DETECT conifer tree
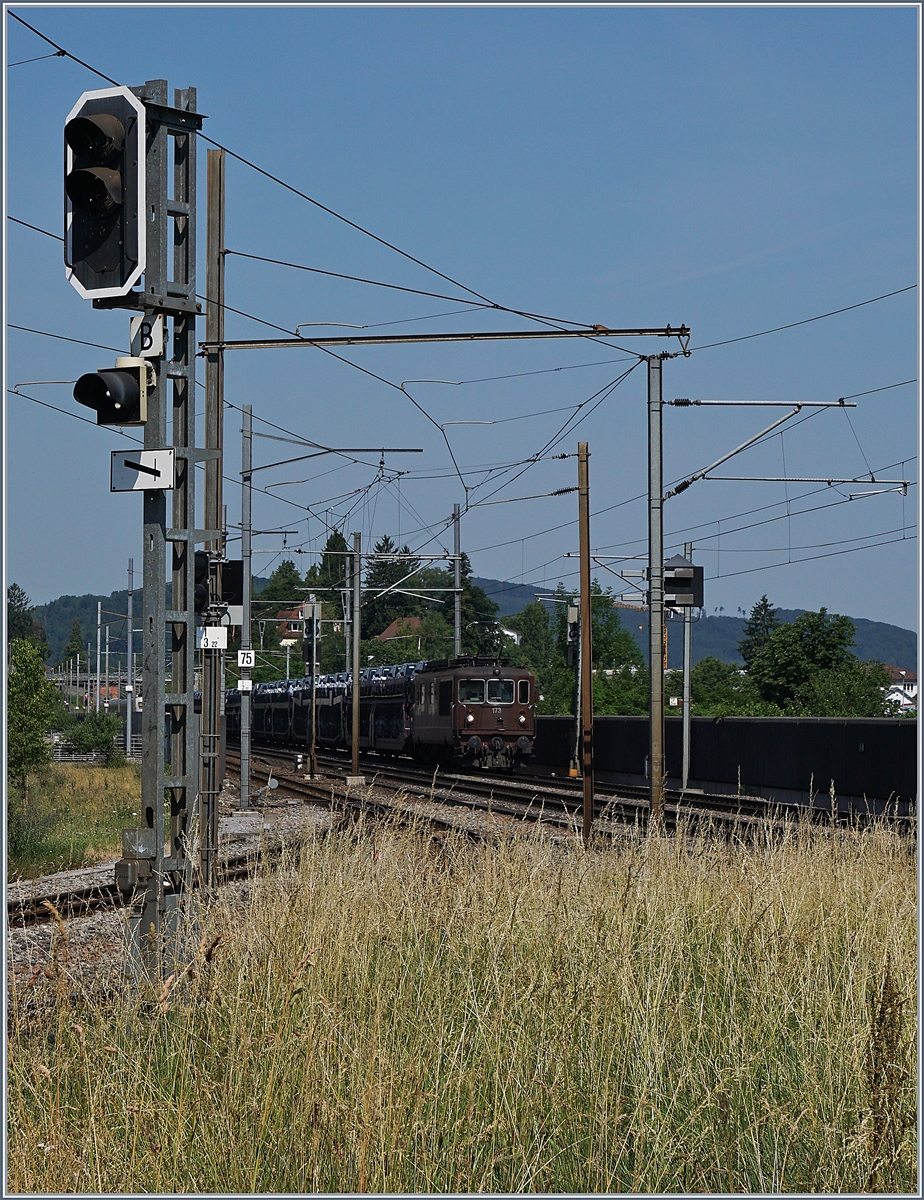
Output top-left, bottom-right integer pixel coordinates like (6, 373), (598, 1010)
(738, 595), (780, 670)
(363, 535), (421, 637)
(60, 618), (85, 665)
(6, 584), (48, 656)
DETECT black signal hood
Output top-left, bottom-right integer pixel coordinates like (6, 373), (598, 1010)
(64, 113), (124, 163)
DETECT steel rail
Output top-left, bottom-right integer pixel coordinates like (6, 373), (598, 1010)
(232, 744), (915, 833)
(11, 752), (912, 928)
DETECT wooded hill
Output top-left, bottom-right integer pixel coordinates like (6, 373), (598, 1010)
(473, 576), (916, 671)
(16, 572), (917, 675)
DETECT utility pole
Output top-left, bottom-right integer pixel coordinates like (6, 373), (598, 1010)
(682, 541), (693, 791)
(343, 571), (352, 673)
(240, 405), (253, 810)
(348, 532), (364, 785)
(453, 502), (462, 657)
(648, 355), (665, 828)
(95, 601), (102, 712)
(199, 146), (226, 882)
(105, 625), (110, 707)
(126, 559), (133, 757)
(578, 442), (594, 844)
(309, 594), (319, 777)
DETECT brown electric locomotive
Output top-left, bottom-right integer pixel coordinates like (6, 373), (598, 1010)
(410, 657), (535, 768)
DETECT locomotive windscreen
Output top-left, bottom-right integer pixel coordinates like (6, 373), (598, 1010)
(459, 679), (485, 703)
(487, 679), (514, 704)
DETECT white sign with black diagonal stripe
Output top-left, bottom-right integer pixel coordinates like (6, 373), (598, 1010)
(111, 449), (175, 491)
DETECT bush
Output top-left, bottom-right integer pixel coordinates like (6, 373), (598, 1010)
(62, 711), (125, 764)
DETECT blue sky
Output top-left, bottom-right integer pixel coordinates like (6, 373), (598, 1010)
(4, 4), (920, 631)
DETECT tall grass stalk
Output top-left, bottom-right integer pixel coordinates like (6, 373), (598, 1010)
(7, 819), (916, 1193)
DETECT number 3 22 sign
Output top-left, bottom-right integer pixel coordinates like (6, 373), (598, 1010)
(196, 627), (227, 650)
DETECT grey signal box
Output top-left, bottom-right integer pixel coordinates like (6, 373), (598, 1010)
(663, 556), (704, 608)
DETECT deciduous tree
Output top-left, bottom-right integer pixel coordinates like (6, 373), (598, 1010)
(794, 661), (893, 718)
(749, 608), (857, 709)
(686, 656), (774, 716)
(7, 640), (56, 792)
(249, 559), (306, 678)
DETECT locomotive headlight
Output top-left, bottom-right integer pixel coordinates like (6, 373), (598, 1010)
(466, 713), (475, 724)
(518, 713), (526, 725)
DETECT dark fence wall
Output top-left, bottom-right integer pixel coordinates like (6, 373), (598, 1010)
(535, 715), (917, 806)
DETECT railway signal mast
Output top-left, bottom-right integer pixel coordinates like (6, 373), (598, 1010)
(66, 80), (210, 980)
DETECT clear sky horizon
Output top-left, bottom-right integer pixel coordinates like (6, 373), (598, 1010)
(4, 4), (920, 632)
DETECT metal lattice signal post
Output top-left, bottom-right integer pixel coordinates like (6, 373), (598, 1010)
(682, 542), (693, 791)
(125, 559), (134, 758)
(240, 406), (253, 810)
(93, 81), (210, 979)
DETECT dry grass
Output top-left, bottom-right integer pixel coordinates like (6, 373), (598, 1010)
(6, 818), (917, 1193)
(7, 764), (141, 878)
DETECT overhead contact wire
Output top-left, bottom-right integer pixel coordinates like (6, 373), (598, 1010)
(690, 285), (916, 352)
(8, 11), (120, 86)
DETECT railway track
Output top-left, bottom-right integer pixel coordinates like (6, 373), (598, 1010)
(6, 790), (341, 929)
(10, 745), (912, 931)
(236, 743), (915, 835)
